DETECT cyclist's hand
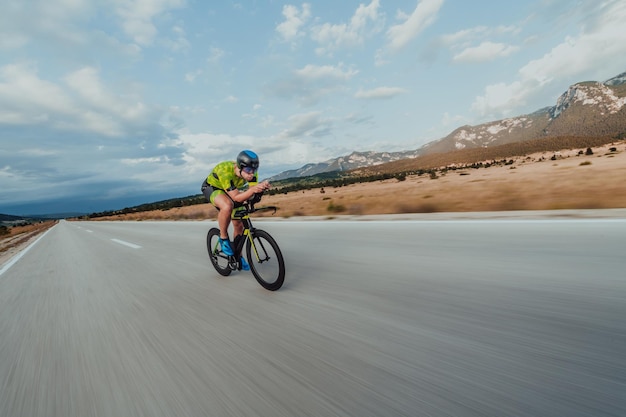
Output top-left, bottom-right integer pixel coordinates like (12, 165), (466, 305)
(253, 181), (270, 193)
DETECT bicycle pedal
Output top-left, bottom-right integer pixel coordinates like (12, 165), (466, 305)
(227, 256), (238, 270)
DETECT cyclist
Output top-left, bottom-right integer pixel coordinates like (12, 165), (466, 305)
(201, 150), (271, 270)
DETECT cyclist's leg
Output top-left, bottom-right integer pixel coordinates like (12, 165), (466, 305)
(232, 218), (244, 237)
(212, 192), (234, 240)
(231, 219), (249, 270)
(230, 211), (251, 269)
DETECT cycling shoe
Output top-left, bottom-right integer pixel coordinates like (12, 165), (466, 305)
(219, 238), (234, 256)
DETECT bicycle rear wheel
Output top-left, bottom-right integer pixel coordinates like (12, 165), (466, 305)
(207, 228), (232, 276)
(246, 229), (285, 291)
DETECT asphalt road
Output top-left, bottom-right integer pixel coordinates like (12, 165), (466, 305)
(1, 218), (625, 417)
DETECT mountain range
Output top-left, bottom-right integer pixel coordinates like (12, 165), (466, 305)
(269, 71), (626, 181)
(0, 212), (82, 224)
(269, 149), (423, 181)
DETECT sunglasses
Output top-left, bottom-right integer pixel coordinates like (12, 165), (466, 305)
(242, 166), (257, 174)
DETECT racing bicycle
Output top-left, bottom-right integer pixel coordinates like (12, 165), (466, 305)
(206, 196), (285, 291)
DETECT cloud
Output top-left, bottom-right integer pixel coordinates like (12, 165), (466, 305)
(519, 3), (626, 83)
(175, 130), (332, 178)
(207, 46), (225, 64)
(471, 0), (626, 118)
(0, 0), (95, 49)
(438, 24), (520, 66)
(0, 63), (72, 126)
(162, 24), (191, 52)
(344, 112), (374, 125)
(441, 23), (519, 48)
(453, 41), (519, 63)
(386, 0), (444, 52)
(112, 0), (186, 46)
(277, 111), (333, 139)
(264, 64), (358, 106)
(185, 69), (202, 82)
(0, 63), (159, 137)
(355, 87), (407, 99)
(65, 67), (147, 120)
(0, 125), (184, 214)
(0, 0), (179, 62)
(440, 26), (488, 46)
(276, 3), (311, 43)
(441, 112), (469, 129)
(175, 132), (257, 171)
(295, 64), (358, 81)
(0, 60), (189, 211)
(471, 80), (528, 119)
(310, 0), (383, 55)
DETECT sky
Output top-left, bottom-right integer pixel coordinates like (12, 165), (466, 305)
(1, 0), (625, 215)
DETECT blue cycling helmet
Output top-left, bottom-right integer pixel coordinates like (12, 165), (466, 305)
(237, 150), (259, 170)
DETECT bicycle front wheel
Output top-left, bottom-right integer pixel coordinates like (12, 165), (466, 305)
(207, 228), (232, 276)
(246, 229), (285, 291)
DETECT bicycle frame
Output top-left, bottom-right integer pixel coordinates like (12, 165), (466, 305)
(213, 203), (277, 266)
(239, 207), (277, 264)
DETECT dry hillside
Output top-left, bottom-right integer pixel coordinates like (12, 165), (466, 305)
(90, 141), (626, 220)
(354, 135), (621, 176)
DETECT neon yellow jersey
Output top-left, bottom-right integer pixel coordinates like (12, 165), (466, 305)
(206, 161), (258, 191)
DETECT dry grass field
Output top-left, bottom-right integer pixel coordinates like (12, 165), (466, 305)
(0, 221), (57, 265)
(93, 141), (626, 221)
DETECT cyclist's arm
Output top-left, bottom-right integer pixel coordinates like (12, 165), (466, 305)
(227, 181), (270, 203)
(227, 188), (256, 203)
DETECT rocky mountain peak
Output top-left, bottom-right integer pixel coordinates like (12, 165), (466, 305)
(550, 81), (626, 119)
(604, 71), (626, 86)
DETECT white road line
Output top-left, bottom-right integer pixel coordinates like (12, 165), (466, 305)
(0, 229), (52, 276)
(111, 239), (142, 249)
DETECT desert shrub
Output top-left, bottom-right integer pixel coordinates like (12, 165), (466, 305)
(585, 147), (593, 155)
(0, 225), (8, 236)
(327, 201), (346, 213)
(395, 203), (440, 213)
(579, 161), (592, 166)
